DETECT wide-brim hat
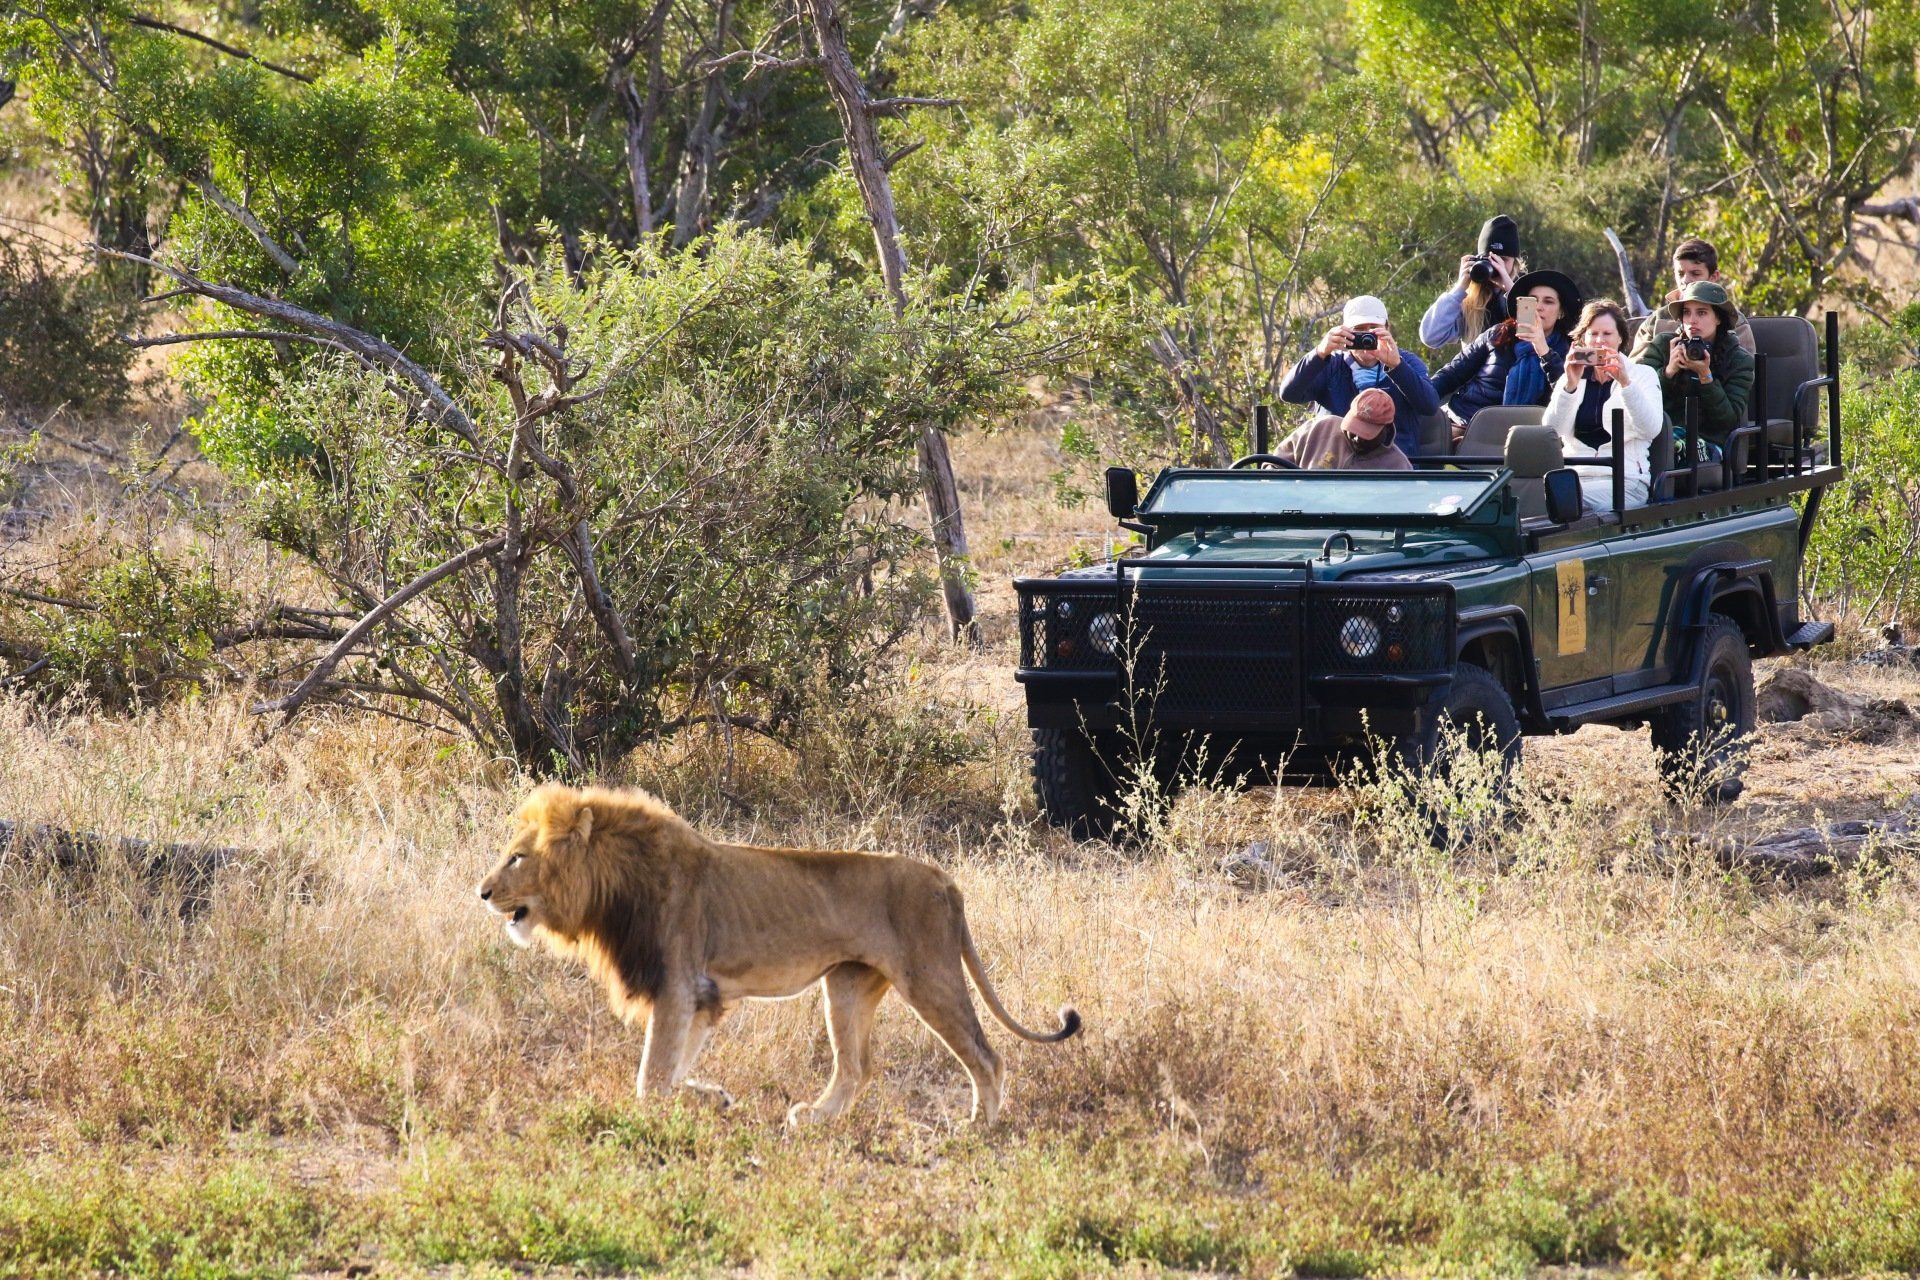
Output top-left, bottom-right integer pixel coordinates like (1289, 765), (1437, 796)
(1508, 270), (1583, 334)
(1663, 280), (1742, 334)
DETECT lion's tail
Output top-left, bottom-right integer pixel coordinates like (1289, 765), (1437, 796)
(956, 894), (1081, 1044)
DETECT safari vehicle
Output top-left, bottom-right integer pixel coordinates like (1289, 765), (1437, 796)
(1016, 313), (1847, 837)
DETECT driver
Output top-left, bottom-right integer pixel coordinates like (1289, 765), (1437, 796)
(1272, 388), (1411, 471)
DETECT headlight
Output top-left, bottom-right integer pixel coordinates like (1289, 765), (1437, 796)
(1339, 615), (1382, 659)
(1088, 611), (1119, 655)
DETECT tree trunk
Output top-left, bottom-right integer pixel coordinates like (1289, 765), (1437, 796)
(672, 0), (734, 249)
(801, 0), (978, 642)
(612, 0), (674, 241)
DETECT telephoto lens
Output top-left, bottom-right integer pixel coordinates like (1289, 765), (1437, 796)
(1467, 255), (1495, 285)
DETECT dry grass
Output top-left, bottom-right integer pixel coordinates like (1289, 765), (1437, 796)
(4, 414), (1920, 1277)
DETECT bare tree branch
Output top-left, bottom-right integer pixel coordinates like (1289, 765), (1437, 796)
(127, 14), (313, 83)
(866, 95), (961, 117)
(252, 534), (510, 721)
(96, 246), (484, 449)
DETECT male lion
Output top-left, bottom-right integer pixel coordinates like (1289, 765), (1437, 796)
(476, 783), (1080, 1125)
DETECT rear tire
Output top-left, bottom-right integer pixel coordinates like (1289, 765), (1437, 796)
(1031, 727), (1124, 840)
(1651, 615), (1755, 804)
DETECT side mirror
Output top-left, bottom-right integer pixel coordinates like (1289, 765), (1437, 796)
(1543, 468), (1585, 524)
(1104, 466), (1139, 519)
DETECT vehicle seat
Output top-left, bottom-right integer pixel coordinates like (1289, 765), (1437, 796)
(1503, 425), (1564, 518)
(1416, 410), (1455, 457)
(1748, 315), (1821, 459)
(1623, 313), (1649, 353)
(1462, 405), (1545, 455)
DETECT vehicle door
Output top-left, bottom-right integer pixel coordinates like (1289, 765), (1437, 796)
(1525, 544), (1615, 697)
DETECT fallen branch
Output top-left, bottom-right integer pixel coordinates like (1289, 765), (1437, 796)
(1669, 798), (1920, 880)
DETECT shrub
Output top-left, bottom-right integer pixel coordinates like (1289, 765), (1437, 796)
(0, 237), (134, 413)
(2, 547), (242, 708)
(1803, 364), (1920, 633)
(219, 228), (1090, 771)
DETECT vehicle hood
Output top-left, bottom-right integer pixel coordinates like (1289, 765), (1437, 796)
(1136, 529), (1504, 581)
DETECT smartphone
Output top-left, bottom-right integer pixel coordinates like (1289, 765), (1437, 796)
(1514, 295), (1539, 331)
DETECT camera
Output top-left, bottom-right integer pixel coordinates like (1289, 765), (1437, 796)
(1569, 345), (1599, 366)
(1682, 335), (1710, 362)
(1467, 255), (1496, 285)
(1346, 330), (1379, 351)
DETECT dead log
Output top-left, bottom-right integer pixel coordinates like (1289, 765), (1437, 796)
(1667, 799), (1920, 880)
(0, 818), (244, 892)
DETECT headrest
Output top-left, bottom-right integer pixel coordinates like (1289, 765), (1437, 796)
(1504, 425), (1565, 478)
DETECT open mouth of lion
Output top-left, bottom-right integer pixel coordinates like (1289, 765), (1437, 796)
(503, 904), (535, 948)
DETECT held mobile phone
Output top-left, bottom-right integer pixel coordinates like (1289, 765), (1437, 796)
(1514, 295), (1539, 331)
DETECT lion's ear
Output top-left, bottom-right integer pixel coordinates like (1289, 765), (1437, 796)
(575, 805), (594, 845)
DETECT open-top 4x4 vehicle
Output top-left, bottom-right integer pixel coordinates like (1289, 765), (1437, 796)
(1016, 313), (1847, 838)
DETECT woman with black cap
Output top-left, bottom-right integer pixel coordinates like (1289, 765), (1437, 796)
(1419, 214), (1524, 350)
(1430, 269), (1581, 439)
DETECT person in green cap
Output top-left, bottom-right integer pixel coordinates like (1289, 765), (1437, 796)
(1637, 280), (1754, 453)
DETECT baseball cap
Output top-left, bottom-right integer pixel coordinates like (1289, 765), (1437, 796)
(1342, 295), (1389, 328)
(1342, 387), (1396, 441)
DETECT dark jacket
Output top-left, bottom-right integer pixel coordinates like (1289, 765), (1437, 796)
(1431, 329), (1568, 420)
(1636, 331), (1755, 444)
(1277, 351), (1441, 458)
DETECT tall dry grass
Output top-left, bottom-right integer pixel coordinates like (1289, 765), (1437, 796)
(3, 420), (1920, 1274)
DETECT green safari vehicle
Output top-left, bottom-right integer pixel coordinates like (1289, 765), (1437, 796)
(1016, 313), (1848, 838)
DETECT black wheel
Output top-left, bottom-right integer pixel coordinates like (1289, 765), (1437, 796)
(1392, 663), (1524, 777)
(1651, 615), (1755, 804)
(1385, 663), (1523, 844)
(1031, 726), (1125, 840)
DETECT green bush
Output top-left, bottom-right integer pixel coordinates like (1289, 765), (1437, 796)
(4, 548), (242, 708)
(0, 237), (134, 414)
(1803, 365), (1920, 633)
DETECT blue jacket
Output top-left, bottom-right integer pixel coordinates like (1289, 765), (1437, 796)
(1277, 350), (1441, 458)
(1432, 330), (1568, 420)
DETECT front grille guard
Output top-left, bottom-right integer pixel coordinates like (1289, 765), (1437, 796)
(1016, 562), (1457, 689)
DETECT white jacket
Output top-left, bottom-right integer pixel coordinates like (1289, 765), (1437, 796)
(1541, 361), (1664, 494)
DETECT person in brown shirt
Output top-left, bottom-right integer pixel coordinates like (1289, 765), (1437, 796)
(1273, 387), (1412, 471)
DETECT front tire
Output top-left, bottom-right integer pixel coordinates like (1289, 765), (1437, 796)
(1031, 727), (1124, 840)
(1651, 615), (1755, 804)
(1385, 663), (1523, 844)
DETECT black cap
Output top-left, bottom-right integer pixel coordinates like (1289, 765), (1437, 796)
(1478, 214), (1520, 258)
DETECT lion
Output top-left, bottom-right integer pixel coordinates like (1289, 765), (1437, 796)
(476, 782), (1080, 1126)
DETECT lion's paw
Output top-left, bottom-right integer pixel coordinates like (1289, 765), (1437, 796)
(683, 1080), (735, 1110)
(784, 1101), (822, 1129)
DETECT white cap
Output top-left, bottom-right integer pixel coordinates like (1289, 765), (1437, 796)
(1343, 295), (1389, 328)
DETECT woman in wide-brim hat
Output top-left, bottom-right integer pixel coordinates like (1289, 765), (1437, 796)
(1498, 269), (1582, 408)
(1637, 280), (1755, 449)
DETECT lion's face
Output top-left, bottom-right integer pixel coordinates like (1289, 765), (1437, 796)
(476, 822), (556, 948)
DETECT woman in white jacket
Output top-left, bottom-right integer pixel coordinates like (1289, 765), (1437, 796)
(1541, 300), (1665, 512)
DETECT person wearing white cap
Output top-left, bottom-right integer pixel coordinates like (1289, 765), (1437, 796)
(1278, 295), (1440, 458)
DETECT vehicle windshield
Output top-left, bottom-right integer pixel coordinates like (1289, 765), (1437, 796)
(1141, 470), (1502, 519)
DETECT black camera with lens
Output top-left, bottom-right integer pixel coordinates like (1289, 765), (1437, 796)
(1346, 330), (1379, 351)
(1682, 335), (1711, 362)
(1467, 255), (1497, 285)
